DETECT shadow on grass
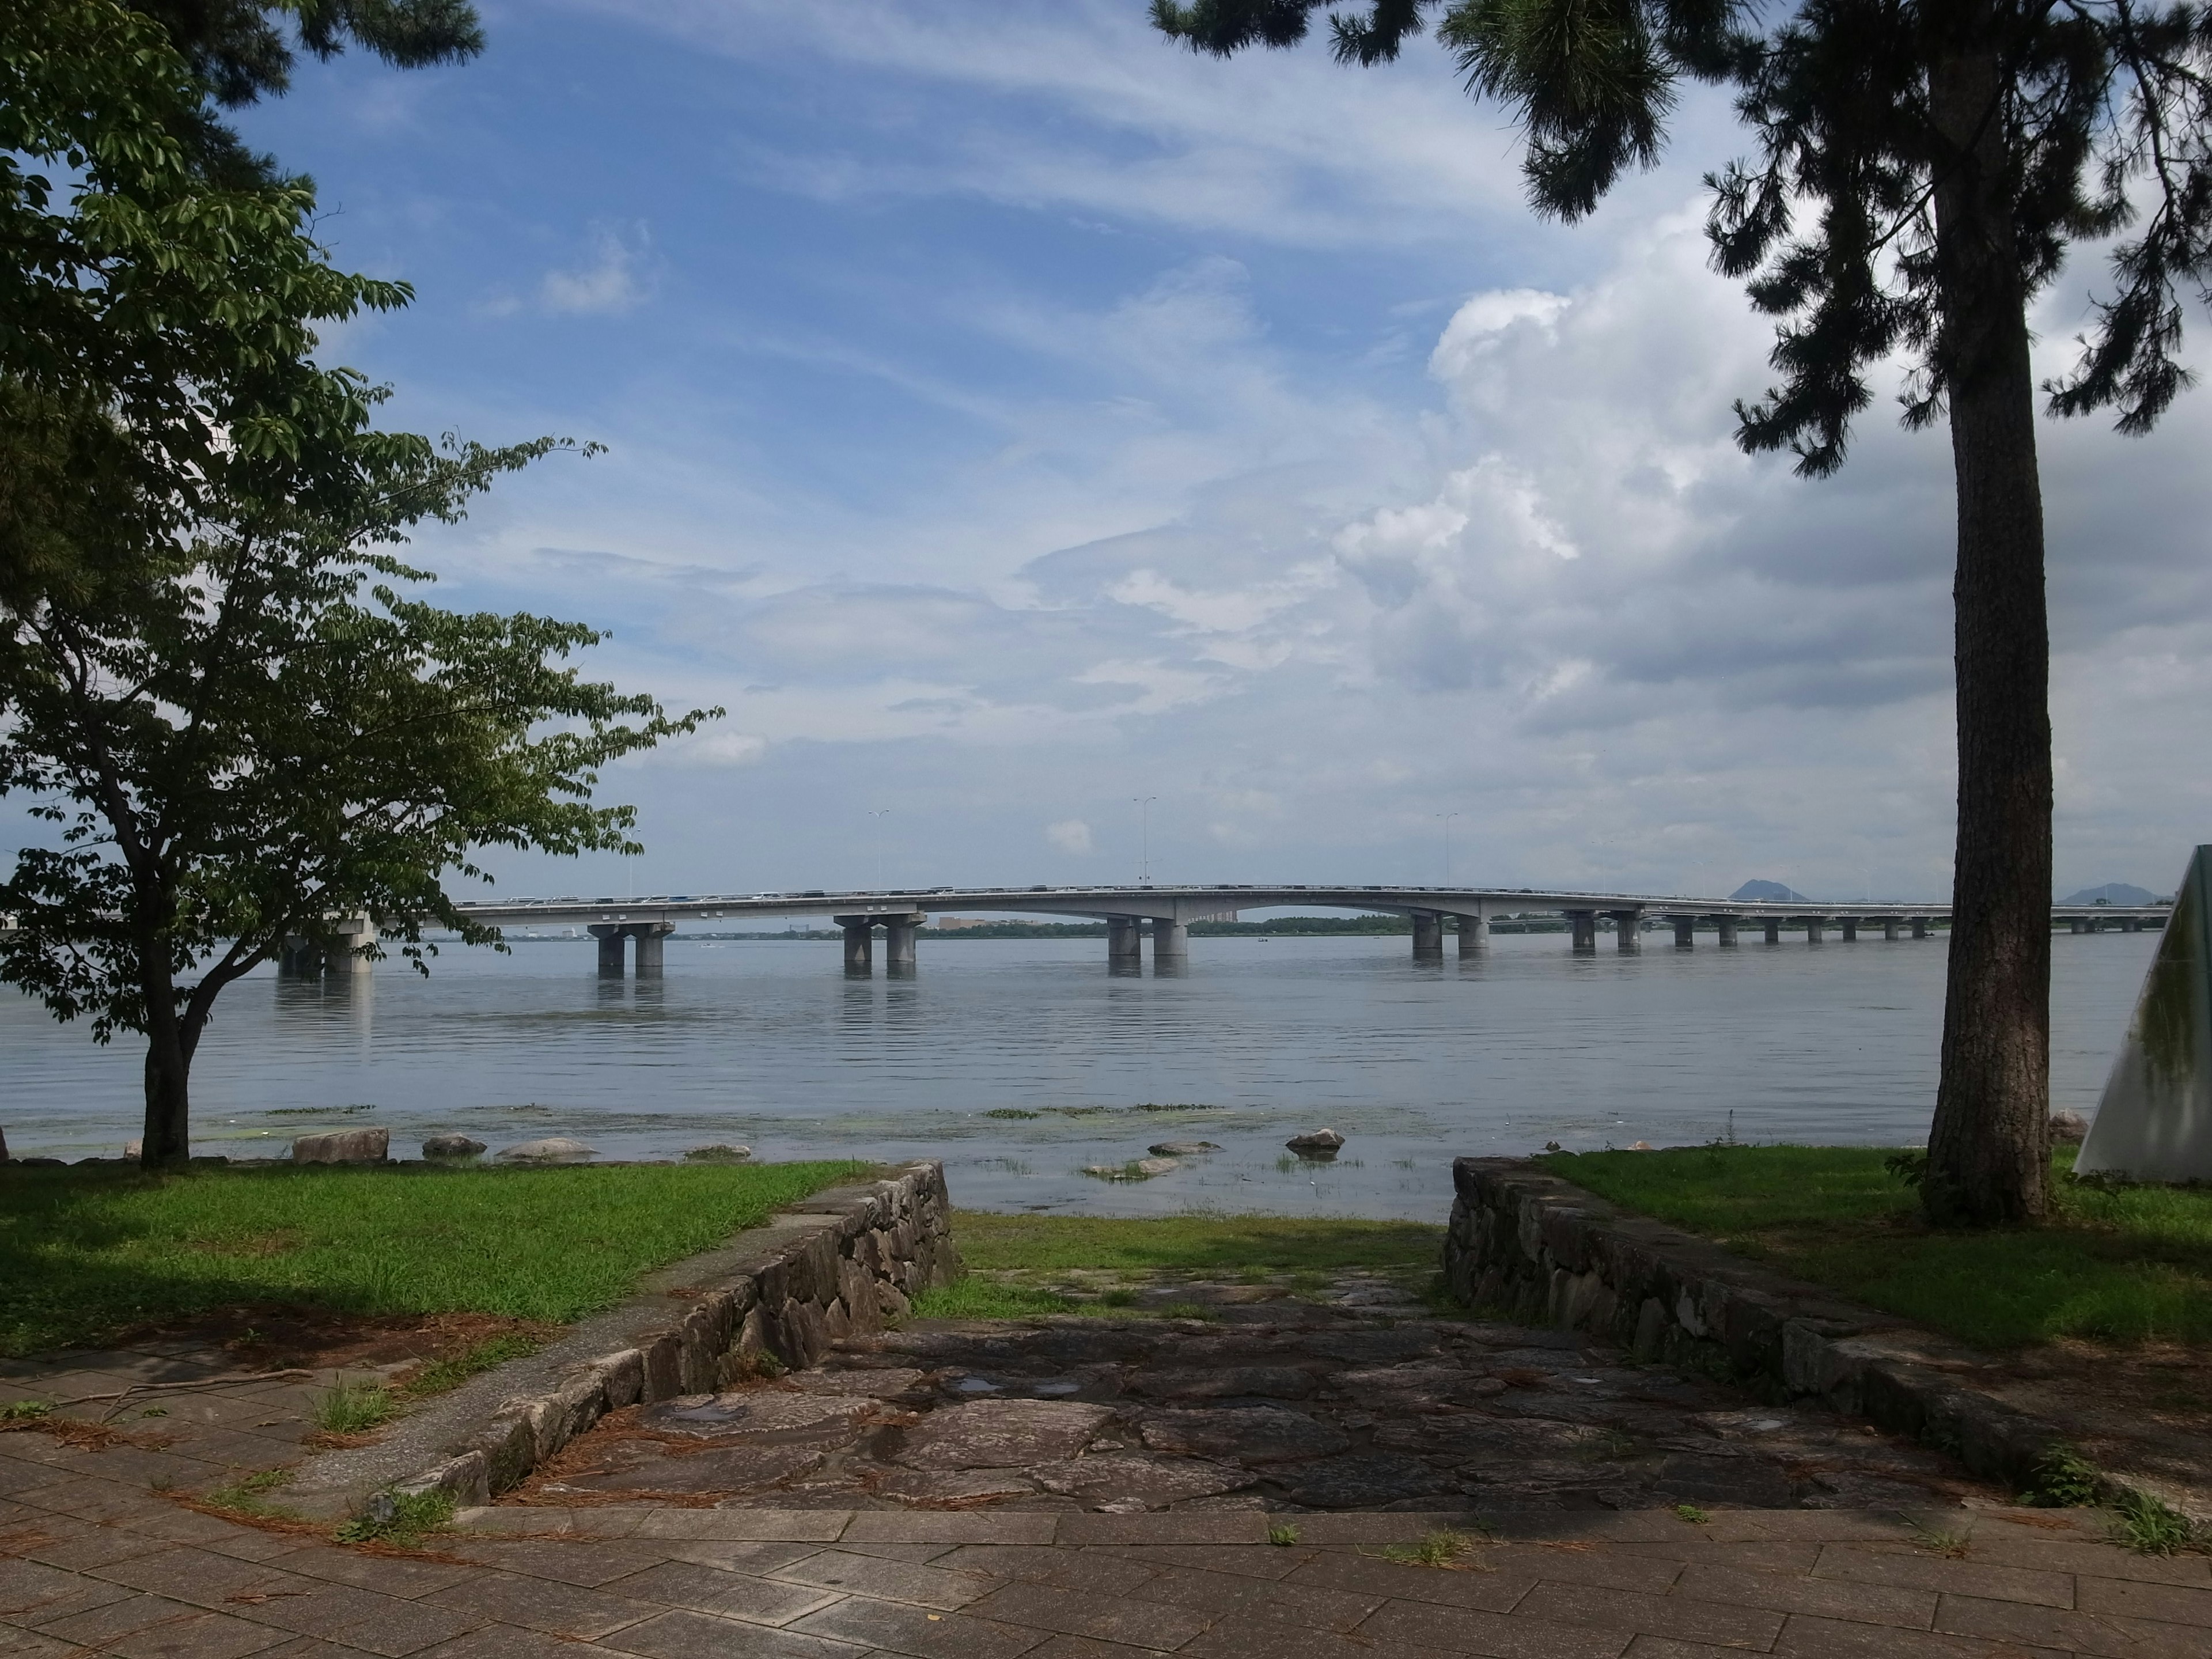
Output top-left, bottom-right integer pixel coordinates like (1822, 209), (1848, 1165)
(1536, 1145), (2212, 1350)
(0, 1160), (869, 1358)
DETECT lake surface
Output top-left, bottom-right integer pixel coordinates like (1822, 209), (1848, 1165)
(0, 930), (2156, 1221)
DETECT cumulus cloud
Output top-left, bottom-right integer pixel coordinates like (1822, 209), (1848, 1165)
(1046, 819), (1093, 854)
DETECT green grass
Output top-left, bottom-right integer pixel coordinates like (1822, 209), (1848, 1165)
(311, 1381), (395, 1435)
(1536, 1145), (2212, 1350)
(952, 1211), (1445, 1272)
(0, 1160), (868, 1357)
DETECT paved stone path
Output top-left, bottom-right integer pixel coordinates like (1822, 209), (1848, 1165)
(7, 1277), (2209, 1657)
(6, 1455), (2209, 1659)
(520, 1271), (1994, 1514)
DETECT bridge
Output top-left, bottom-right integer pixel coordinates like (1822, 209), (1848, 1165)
(426, 884), (2171, 976)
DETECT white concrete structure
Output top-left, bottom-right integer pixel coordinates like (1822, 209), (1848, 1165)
(444, 884), (2166, 976)
(2078, 846), (2212, 1183)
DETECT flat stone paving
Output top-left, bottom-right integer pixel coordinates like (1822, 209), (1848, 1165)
(6, 1273), (2205, 1658)
(518, 1272), (1994, 1514)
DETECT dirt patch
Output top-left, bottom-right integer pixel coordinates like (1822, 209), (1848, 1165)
(132, 1306), (558, 1376)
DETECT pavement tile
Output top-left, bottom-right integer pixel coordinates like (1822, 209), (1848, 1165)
(930, 1549), (1156, 1598)
(1671, 1562), (1936, 1628)
(1119, 1562), (1381, 1633)
(2077, 1574), (2212, 1628)
(1619, 1639), (1785, 1658)
(446, 1541), (674, 1590)
(93, 1547), (294, 1605)
(1512, 1583), (1781, 1652)
(1809, 1543), (2073, 1609)
(1292, 1520), (1487, 1548)
(1089, 1546), (1307, 1583)
(635, 1513), (850, 1545)
(1286, 1554), (1532, 1615)
(1481, 1518), (1687, 1548)
(107, 1607), (299, 1659)
(0, 1623), (81, 1659)
(221, 1578), (484, 1657)
(961, 1581), (1211, 1652)
(0, 1470), (53, 1505)
(415, 1623), (657, 1659)
(14, 1480), (172, 1526)
(1183, 1616), (1457, 1659)
(812, 1547), (961, 1566)
(659, 1543), (827, 1577)
(257, 1548), (478, 1600)
(1936, 1590), (2212, 1658)
(607, 1561), (839, 1627)
(1021, 1638), (1185, 1659)
(21, 1521), (178, 1574)
(1353, 1597), (1631, 1659)
(787, 1596), (1050, 1659)
(1052, 1518), (1265, 1549)
(770, 1552), (990, 1613)
(1475, 1547), (1685, 1599)
(1776, 1611), (2068, 1658)
(1698, 1514), (1920, 1546)
(421, 1574), (660, 1642)
(1962, 1534), (2212, 1586)
(616, 1607), (869, 1659)
(41, 1592), (210, 1645)
(839, 1520), (1056, 1549)
(1, 1555), (134, 1619)
(1610, 1541), (1824, 1575)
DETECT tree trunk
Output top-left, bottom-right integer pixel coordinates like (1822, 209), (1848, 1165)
(1922, 32), (2053, 1224)
(138, 959), (192, 1170)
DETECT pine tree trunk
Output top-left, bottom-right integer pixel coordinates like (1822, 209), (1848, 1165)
(1922, 32), (2053, 1224)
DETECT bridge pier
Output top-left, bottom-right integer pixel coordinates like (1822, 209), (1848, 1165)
(1458, 912), (1489, 956)
(883, 918), (918, 976)
(1152, 918), (1188, 965)
(1107, 916), (1142, 970)
(1912, 917), (1930, 939)
(1568, 910), (1598, 952)
(2126, 916), (2143, 933)
(1411, 910), (1444, 960)
(1840, 919), (1858, 942)
(1764, 919), (1781, 945)
(840, 921), (873, 975)
(277, 938), (325, 978)
(2070, 917), (2088, 934)
(1883, 919), (1900, 941)
(1670, 916), (1695, 948)
(590, 921), (675, 977)
(1716, 916), (1739, 946)
(1610, 910), (1642, 952)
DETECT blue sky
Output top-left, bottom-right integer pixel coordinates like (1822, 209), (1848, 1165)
(211, 0), (2212, 903)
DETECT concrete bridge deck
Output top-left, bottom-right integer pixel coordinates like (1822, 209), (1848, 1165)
(410, 885), (2168, 978)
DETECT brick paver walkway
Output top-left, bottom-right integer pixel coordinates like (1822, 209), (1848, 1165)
(7, 1413), (2209, 1659)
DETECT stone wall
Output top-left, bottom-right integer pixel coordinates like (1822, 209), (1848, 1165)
(320, 1161), (959, 1516)
(1442, 1157), (2063, 1496)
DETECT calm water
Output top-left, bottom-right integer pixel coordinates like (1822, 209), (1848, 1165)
(0, 931), (2155, 1220)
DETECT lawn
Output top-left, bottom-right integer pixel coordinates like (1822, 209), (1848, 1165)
(953, 1210), (1445, 1272)
(1536, 1145), (2212, 1350)
(0, 1160), (868, 1356)
(912, 1210), (1446, 1320)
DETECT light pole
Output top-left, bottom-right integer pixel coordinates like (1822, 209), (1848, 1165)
(1435, 812), (1460, 885)
(1134, 796), (1158, 885)
(868, 809), (891, 889)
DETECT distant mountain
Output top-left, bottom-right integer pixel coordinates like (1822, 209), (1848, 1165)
(2061, 882), (2158, 906)
(1730, 879), (1809, 902)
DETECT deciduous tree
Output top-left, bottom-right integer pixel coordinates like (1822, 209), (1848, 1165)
(1152, 0), (2212, 1222)
(0, 2), (714, 1168)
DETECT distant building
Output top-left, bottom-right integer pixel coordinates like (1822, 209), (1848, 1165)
(932, 916), (994, 930)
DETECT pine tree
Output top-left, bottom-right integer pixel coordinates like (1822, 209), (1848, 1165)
(1153, 0), (2212, 1223)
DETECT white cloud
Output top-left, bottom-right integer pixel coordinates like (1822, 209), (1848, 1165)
(541, 224), (654, 316)
(1046, 819), (1093, 854)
